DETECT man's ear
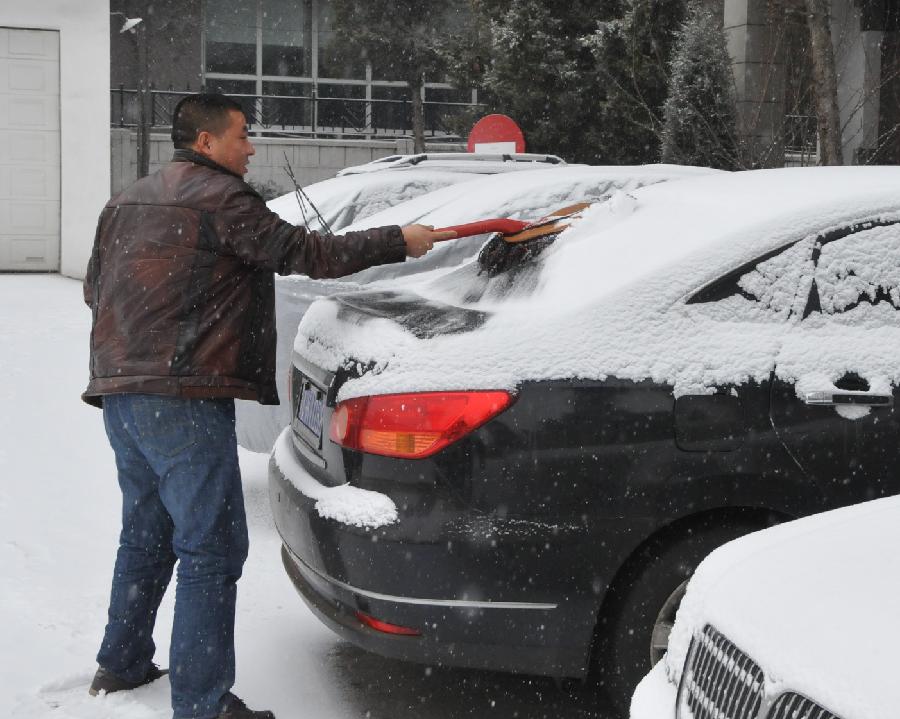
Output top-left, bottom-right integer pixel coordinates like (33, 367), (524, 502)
(194, 130), (214, 155)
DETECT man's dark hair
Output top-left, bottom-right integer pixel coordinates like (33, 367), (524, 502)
(171, 93), (246, 149)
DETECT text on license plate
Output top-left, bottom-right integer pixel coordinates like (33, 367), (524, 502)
(297, 384), (325, 437)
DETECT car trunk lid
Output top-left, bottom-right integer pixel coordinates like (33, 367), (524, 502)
(289, 289), (490, 484)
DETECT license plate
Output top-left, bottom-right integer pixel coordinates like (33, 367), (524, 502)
(297, 382), (325, 437)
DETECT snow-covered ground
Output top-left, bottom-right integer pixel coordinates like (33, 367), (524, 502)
(0, 274), (612, 719)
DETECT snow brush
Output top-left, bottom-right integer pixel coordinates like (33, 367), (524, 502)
(434, 202), (592, 276)
(434, 202), (591, 244)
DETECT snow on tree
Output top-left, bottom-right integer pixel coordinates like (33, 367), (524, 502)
(449, 0), (689, 163)
(586, 0), (688, 163)
(660, 0), (739, 169)
(464, 0), (622, 163)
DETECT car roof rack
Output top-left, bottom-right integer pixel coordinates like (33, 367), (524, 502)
(338, 152), (566, 175)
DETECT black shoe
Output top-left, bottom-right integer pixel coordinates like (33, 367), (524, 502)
(88, 664), (168, 696)
(216, 693), (275, 719)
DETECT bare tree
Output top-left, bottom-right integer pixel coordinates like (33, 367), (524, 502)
(804, 0), (843, 164)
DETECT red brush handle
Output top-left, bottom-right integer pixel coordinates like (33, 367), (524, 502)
(434, 218), (529, 240)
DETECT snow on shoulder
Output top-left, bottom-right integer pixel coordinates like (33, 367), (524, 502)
(295, 166), (900, 403)
(272, 427), (398, 529)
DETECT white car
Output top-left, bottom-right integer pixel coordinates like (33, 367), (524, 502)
(235, 163), (720, 451)
(266, 152), (568, 233)
(631, 495), (900, 719)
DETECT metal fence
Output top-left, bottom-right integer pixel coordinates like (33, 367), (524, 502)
(111, 86), (481, 140)
(783, 114), (819, 166)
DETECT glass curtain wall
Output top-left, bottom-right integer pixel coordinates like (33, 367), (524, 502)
(202, 0), (473, 137)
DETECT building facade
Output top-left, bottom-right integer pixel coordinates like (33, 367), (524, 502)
(725, 0), (900, 166)
(1, 0), (897, 279)
(1, 0), (109, 276)
(110, 0), (900, 175)
(108, 0), (475, 195)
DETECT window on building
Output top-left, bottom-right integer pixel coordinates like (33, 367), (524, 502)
(201, 0), (475, 137)
(261, 0), (312, 77)
(205, 0), (257, 75)
(316, 0), (366, 80)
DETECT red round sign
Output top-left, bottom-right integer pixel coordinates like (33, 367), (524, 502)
(467, 114), (526, 153)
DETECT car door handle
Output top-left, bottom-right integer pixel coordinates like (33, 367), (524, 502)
(803, 391), (894, 407)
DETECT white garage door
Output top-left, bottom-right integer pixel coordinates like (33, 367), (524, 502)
(0, 28), (60, 271)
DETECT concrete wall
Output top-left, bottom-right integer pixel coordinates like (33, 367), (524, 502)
(725, 0), (889, 166)
(111, 130), (465, 196)
(724, 0), (786, 167)
(1, 0), (110, 278)
(831, 0), (883, 164)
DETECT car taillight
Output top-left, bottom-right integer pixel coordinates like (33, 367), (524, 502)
(329, 390), (513, 459)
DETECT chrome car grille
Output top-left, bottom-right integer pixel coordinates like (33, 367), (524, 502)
(679, 625), (764, 719)
(767, 693), (838, 719)
(676, 625), (843, 719)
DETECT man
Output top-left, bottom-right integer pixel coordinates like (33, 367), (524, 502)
(83, 93), (454, 719)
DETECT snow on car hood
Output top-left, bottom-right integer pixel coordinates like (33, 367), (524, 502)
(294, 167), (900, 403)
(664, 495), (900, 719)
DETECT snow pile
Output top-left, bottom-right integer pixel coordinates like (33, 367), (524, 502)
(294, 167), (900, 404)
(272, 427), (398, 528)
(655, 495), (900, 719)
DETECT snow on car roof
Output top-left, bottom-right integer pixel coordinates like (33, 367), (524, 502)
(665, 494), (900, 719)
(335, 164), (721, 285)
(533, 165), (900, 309)
(295, 166), (900, 403)
(342, 163), (720, 233)
(266, 168), (480, 231)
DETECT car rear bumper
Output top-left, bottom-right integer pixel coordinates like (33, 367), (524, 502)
(268, 450), (594, 678)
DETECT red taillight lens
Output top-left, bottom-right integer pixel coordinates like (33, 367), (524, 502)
(329, 391), (513, 459)
(354, 611), (421, 636)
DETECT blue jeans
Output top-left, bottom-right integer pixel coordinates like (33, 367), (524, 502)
(97, 394), (249, 719)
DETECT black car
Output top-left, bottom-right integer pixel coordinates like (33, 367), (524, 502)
(268, 167), (900, 716)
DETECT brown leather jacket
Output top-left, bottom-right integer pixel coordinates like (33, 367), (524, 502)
(83, 150), (405, 408)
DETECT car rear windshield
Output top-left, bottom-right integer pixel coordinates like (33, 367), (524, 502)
(424, 229), (562, 306)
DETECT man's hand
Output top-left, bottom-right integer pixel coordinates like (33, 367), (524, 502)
(401, 224), (457, 258)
